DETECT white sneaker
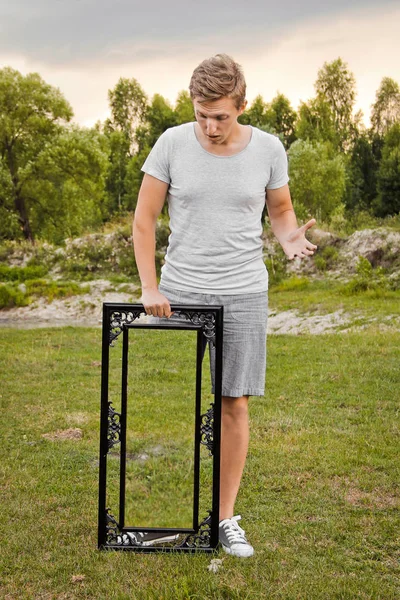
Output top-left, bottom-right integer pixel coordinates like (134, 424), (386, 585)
(219, 515), (254, 558)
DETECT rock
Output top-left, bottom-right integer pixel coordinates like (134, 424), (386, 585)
(339, 228), (400, 271)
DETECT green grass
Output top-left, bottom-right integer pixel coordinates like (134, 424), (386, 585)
(269, 278), (400, 322)
(0, 327), (399, 599)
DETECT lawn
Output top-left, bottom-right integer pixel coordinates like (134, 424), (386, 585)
(0, 323), (399, 599)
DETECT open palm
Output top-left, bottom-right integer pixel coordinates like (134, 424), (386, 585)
(281, 219), (318, 260)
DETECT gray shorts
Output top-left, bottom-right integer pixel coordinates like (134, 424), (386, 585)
(157, 285), (268, 398)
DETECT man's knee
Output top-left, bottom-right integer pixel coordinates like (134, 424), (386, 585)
(222, 395), (249, 420)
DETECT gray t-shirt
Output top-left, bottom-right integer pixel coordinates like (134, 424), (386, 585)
(141, 122), (289, 294)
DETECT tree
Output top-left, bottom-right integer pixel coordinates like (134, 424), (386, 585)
(174, 90), (195, 124)
(145, 94), (177, 147)
(287, 140), (346, 221)
(124, 92), (194, 212)
(295, 96), (339, 148)
(103, 78), (148, 213)
(264, 93), (297, 149)
(315, 58), (358, 150)
(375, 123), (400, 216)
(0, 67), (73, 242)
(26, 126), (108, 243)
(239, 95), (271, 129)
(343, 132), (379, 212)
(371, 77), (400, 136)
(104, 78), (148, 153)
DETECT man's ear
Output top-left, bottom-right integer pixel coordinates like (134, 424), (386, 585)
(238, 100), (248, 115)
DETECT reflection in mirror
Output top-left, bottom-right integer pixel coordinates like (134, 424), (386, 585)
(106, 333), (123, 520)
(124, 328), (197, 530)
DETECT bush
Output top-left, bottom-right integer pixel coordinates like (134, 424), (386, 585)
(0, 279), (90, 309)
(0, 284), (29, 309)
(342, 256), (390, 294)
(0, 265), (48, 282)
(314, 256), (327, 272)
(274, 277), (310, 292)
(24, 279), (90, 303)
(314, 245), (339, 272)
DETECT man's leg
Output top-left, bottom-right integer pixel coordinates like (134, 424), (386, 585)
(219, 394), (249, 520)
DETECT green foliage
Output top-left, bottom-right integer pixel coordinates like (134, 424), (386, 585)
(0, 279), (88, 308)
(124, 145), (152, 211)
(0, 67), (108, 244)
(343, 256), (390, 294)
(239, 95), (268, 128)
(0, 67), (74, 242)
(0, 284), (29, 308)
(371, 76), (400, 136)
(375, 123), (400, 217)
(28, 126), (108, 243)
(295, 96), (339, 148)
(156, 218), (171, 250)
(103, 77), (149, 214)
(145, 94), (177, 147)
(104, 77), (148, 151)
(0, 264), (48, 281)
(274, 276), (310, 292)
(314, 245), (339, 272)
(266, 93), (297, 148)
(25, 279), (89, 302)
(240, 93), (297, 148)
(314, 57), (358, 151)
(344, 132), (379, 211)
(287, 140), (346, 221)
(174, 90), (195, 124)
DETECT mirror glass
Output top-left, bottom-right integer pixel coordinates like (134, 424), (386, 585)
(124, 327), (198, 529)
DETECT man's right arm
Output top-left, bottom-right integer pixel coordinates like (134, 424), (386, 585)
(132, 173), (172, 317)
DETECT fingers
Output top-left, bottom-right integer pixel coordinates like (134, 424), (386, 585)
(301, 218), (316, 232)
(143, 302), (172, 318)
(140, 292), (173, 318)
(306, 241), (318, 251)
(287, 246), (316, 259)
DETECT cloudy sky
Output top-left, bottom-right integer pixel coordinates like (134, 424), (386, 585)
(1, 0), (399, 127)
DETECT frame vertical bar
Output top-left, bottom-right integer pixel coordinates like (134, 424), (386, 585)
(210, 307), (223, 548)
(98, 304), (111, 548)
(119, 327), (129, 530)
(192, 329), (203, 531)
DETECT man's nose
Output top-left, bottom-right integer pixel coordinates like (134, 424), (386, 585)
(206, 119), (216, 134)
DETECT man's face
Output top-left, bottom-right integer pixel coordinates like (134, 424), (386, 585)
(193, 96), (246, 145)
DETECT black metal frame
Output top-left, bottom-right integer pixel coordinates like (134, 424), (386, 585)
(98, 302), (223, 552)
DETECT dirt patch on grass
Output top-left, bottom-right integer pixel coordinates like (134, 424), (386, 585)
(330, 476), (399, 509)
(42, 428), (83, 441)
(344, 487), (399, 510)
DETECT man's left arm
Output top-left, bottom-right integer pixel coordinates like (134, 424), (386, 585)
(265, 184), (317, 259)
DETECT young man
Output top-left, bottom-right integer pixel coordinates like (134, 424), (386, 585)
(133, 54), (317, 558)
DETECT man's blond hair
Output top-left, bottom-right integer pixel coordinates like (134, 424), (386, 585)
(189, 54), (246, 109)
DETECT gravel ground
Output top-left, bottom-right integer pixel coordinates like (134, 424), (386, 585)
(1, 279), (398, 334)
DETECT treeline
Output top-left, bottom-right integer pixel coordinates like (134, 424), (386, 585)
(0, 58), (399, 244)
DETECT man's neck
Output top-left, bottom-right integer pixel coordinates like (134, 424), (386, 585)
(194, 123), (252, 156)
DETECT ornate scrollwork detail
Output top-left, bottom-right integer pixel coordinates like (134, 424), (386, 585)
(105, 509), (119, 543)
(109, 310), (143, 345)
(174, 310), (216, 345)
(179, 513), (212, 549)
(200, 404), (214, 456)
(108, 402), (121, 450)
